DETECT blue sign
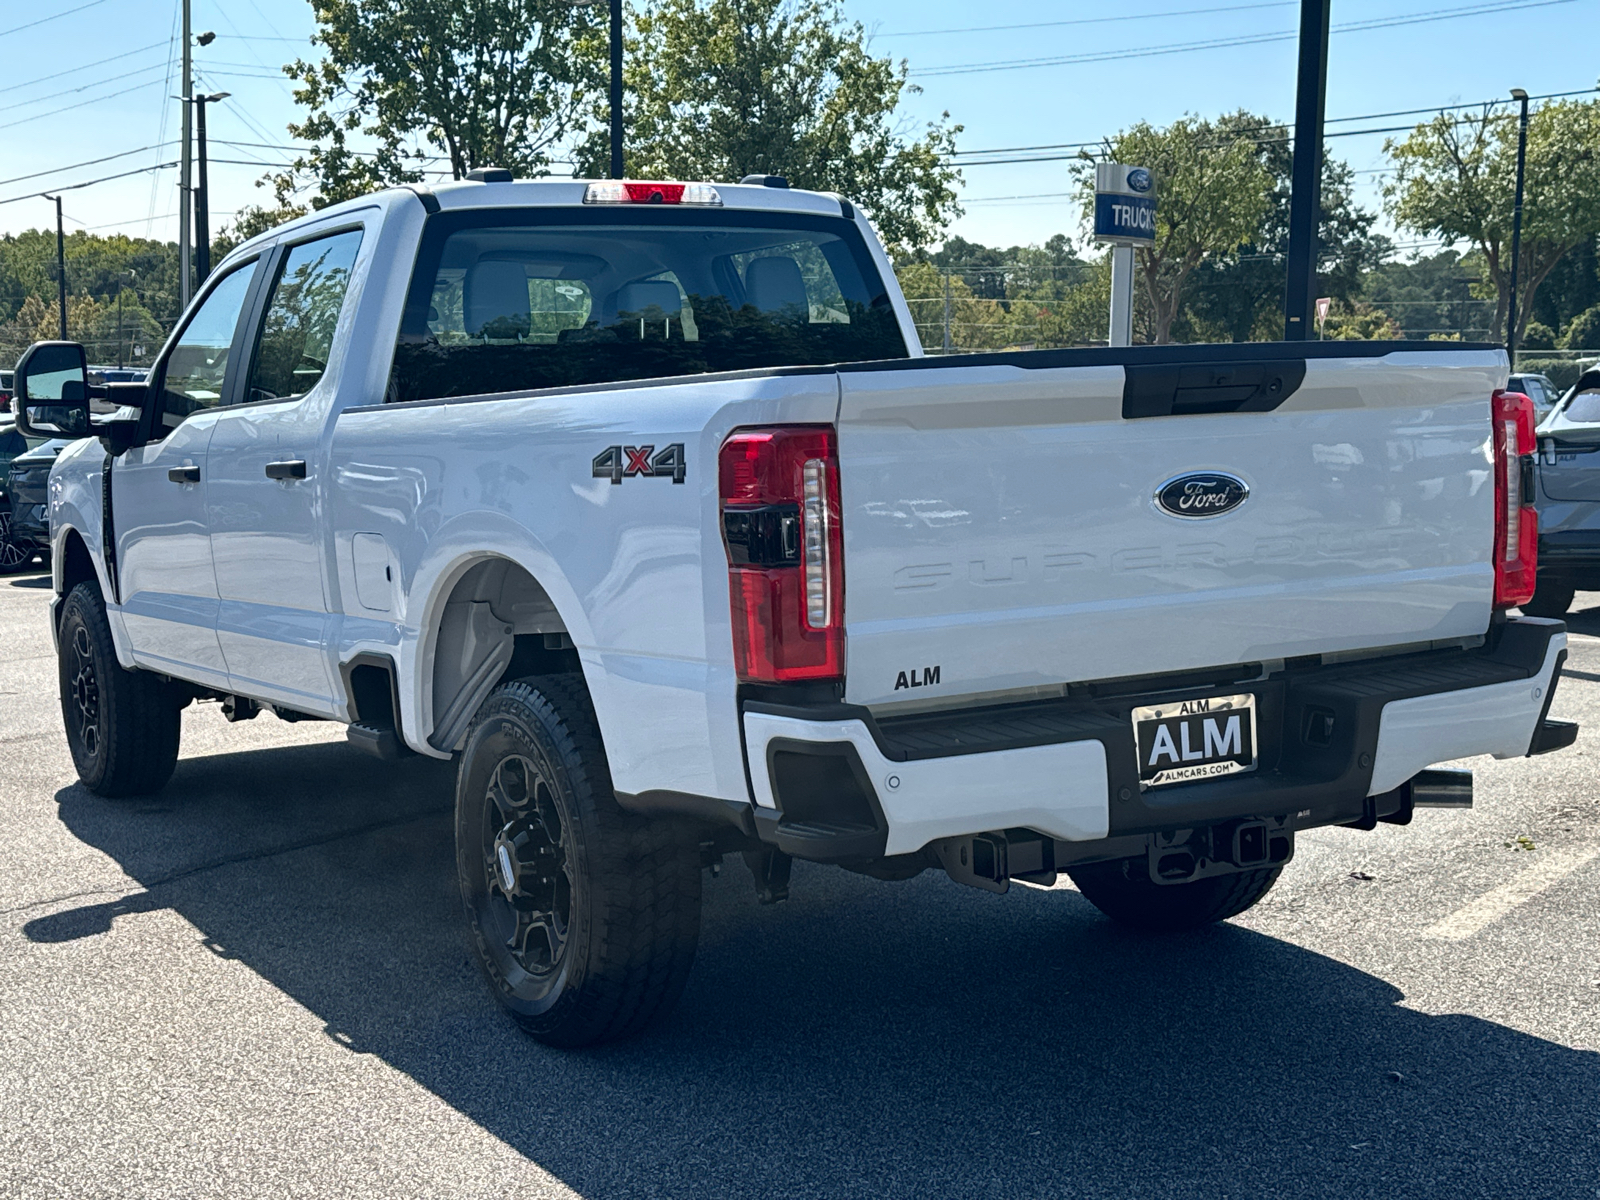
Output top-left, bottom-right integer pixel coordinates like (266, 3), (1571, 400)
(1094, 193), (1156, 242)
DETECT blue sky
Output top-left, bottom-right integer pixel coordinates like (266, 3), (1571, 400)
(1, 0), (1596, 254)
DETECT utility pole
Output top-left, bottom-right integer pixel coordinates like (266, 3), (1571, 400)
(193, 92), (228, 286)
(1283, 0), (1330, 341)
(1506, 88), (1531, 363)
(117, 270), (136, 370)
(942, 270), (953, 353)
(609, 0), (624, 178)
(43, 195), (67, 341)
(179, 0), (193, 308)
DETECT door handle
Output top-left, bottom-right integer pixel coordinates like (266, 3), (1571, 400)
(265, 459), (308, 481)
(167, 465), (201, 484)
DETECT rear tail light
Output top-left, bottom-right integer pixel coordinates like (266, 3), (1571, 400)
(1492, 388), (1538, 609)
(719, 426), (843, 682)
(583, 181), (723, 206)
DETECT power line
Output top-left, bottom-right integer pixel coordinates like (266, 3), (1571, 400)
(0, 162), (179, 208)
(916, 0), (1577, 76)
(0, 61), (171, 115)
(5, 41), (168, 97)
(949, 86), (1597, 166)
(879, 1), (1293, 39)
(0, 79), (168, 133)
(0, 145), (174, 189)
(0, 0), (110, 39)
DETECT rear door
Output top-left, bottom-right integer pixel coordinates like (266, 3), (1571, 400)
(836, 347), (1503, 708)
(207, 227), (365, 712)
(114, 261), (262, 688)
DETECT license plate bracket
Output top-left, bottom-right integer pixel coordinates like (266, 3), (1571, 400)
(1132, 692), (1257, 789)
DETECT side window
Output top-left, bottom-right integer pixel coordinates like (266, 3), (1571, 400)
(158, 264), (257, 428)
(246, 229), (364, 404)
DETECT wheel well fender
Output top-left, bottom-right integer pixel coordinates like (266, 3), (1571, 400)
(55, 527), (101, 610)
(414, 554), (585, 755)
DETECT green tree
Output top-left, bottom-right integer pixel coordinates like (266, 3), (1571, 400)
(1181, 110), (1389, 343)
(894, 260), (1009, 352)
(1077, 116), (1274, 343)
(585, 0), (961, 248)
(277, 0), (606, 208)
(1385, 98), (1600, 345)
(212, 203), (310, 263)
(1564, 303), (1600, 352)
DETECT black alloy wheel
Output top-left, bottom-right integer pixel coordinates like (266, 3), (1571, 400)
(56, 582), (183, 796)
(64, 618), (104, 766)
(481, 753), (576, 982)
(0, 509), (32, 574)
(456, 676), (702, 1047)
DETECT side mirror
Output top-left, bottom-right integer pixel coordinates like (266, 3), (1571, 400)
(14, 341), (92, 438)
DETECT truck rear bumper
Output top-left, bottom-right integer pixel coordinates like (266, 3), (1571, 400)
(740, 618), (1571, 860)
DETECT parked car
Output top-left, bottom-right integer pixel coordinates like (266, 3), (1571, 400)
(6, 437), (66, 561)
(1525, 368), (1600, 615)
(1510, 371), (1561, 424)
(0, 418), (50, 573)
(11, 176), (1578, 1046)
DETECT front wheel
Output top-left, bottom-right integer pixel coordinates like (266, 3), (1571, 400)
(1067, 857), (1281, 932)
(455, 675), (702, 1047)
(57, 582), (184, 796)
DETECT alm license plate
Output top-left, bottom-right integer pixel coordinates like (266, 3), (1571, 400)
(1132, 692), (1257, 788)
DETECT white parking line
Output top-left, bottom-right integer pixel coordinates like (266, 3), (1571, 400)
(1422, 845), (1600, 941)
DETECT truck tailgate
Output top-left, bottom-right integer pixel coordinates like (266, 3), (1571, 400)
(837, 347), (1504, 708)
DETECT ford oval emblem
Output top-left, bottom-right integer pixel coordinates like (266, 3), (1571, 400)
(1126, 168), (1153, 194)
(1155, 472), (1249, 519)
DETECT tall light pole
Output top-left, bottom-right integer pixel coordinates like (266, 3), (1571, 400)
(1506, 87), (1531, 363)
(179, 0), (192, 308)
(193, 92), (229, 286)
(1283, 0), (1331, 340)
(42, 195), (67, 341)
(609, 0), (624, 178)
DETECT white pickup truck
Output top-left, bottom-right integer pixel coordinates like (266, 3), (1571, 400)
(13, 175), (1578, 1046)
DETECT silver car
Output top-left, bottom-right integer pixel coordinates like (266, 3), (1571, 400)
(1527, 368), (1600, 616)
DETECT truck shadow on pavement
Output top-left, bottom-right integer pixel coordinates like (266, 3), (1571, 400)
(26, 739), (1600, 1200)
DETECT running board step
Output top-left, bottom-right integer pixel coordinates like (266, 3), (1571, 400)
(346, 721), (412, 760)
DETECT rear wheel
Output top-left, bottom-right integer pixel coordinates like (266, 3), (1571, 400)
(0, 508), (32, 575)
(1522, 576), (1575, 619)
(58, 582), (184, 796)
(1067, 856), (1281, 932)
(455, 675), (702, 1047)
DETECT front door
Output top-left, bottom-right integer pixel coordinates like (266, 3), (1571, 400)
(114, 262), (260, 689)
(207, 228), (365, 712)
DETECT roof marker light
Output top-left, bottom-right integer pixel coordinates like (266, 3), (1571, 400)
(583, 181), (723, 206)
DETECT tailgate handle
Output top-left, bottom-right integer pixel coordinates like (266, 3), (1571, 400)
(1123, 359), (1306, 419)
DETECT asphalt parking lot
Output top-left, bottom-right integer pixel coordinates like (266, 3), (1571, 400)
(1, 570), (1597, 1200)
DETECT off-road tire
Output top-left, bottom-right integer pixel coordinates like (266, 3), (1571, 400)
(58, 581), (183, 796)
(1067, 856), (1282, 932)
(1522, 577), (1575, 619)
(455, 675), (702, 1047)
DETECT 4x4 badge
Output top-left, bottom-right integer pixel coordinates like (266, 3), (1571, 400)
(593, 443), (687, 484)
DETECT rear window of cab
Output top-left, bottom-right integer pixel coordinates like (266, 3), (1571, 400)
(387, 207), (906, 402)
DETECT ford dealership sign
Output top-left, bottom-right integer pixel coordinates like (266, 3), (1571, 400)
(1094, 162), (1157, 244)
